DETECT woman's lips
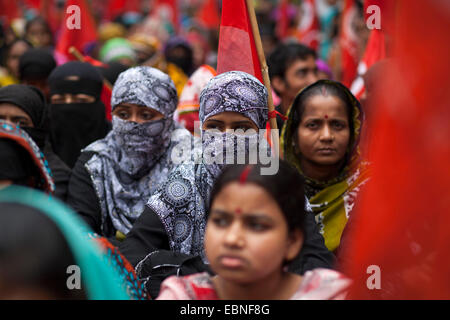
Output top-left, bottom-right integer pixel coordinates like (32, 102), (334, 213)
(218, 255), (246, 269)
(316, 148), (336, 155)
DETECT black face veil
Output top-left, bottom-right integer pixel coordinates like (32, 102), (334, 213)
(48, 61), (109, 168)
(0, 84), (48, 149)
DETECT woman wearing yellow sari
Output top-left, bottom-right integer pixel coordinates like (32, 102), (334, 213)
(281, 80), (370, 253)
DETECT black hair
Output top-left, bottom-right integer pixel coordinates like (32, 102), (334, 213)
(0, 202), (86, 299)
(290, 80), (358, 164)
(267, 43), (316, 95)
(208, 160), (306, 235)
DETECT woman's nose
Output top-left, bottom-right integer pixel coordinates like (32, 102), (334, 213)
(224, 223), (245, 248)
(320, 124), (333, 141)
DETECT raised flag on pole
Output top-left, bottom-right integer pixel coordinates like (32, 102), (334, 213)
(296, 0), (320, 51)
(339, 0), (359, 87)
(55, 0), (98, 64)
(217, 0), (263, 82)
(350, 29), (385, 100)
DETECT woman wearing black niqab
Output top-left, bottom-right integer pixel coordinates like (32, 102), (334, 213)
(48, 61), (110, 168)
(0, 84), (70, 200)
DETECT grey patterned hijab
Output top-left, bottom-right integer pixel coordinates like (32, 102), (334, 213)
(83, 66), (191, 237)
(146, 71), (268, 260)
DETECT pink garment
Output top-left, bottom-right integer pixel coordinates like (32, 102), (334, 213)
(157, 268), (351, 300)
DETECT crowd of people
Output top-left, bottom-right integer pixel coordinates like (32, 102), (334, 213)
(0, 0), (446, 300)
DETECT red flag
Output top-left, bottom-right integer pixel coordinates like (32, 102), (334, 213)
(296, 0), (320, 51)
(103, 0), (141, 21)
(54, 0), (98, 64)
(350, 29), (385, 100)
(0, 0), (21, 25)
(340, 0), (450, 299)
(40, 0), (64, 34)
(217, 0), (262, 82)
(83, 55), (108, 68)
(100, 84), (112, 121)
(276, 0), (290, 40)
(196, 0), (220, 30)
(339, 0), (359, 87)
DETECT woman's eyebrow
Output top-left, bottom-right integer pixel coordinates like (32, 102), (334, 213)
(242, 213), (274, 222)
(205, 119), (224, 124)
(210, 209), (231, 216)
(232, 121), (253, 125)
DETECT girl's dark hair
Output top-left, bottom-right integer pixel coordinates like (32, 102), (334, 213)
(208, 160), (306, 235)
(0, 203), (86, 299)
(291, 80), (358, 164)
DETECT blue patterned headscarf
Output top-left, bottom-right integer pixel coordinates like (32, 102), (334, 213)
(83, 66), (192, 237)
(199, 71), (268, 129)
(146, 71), (269, 261)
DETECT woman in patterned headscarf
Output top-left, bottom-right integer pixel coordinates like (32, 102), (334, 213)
(119, 72), (335, 290)
(281, 80), (370, 253)
(66, 66), (192, 241)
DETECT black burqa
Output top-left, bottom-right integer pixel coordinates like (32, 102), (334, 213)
(48, 61), (109, 168)
(0, 84), (71, 200)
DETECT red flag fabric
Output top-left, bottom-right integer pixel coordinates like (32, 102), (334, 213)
(217, 0), (262, 82)
(0, 0), (21, 25)
(83, 55), (108, 68)
(340, 0), (450, 299)
(296, 0), (320, 51)
(40, 0), (64, 34)
(54, 0), (98, 64)
(103, 0), (141, 21)
(196, 0), (220, 30)
(350, 29), (385, 100)
(100, 84), (112, 121)
(339, 0), (359, 87)
(276, 0), (289, 40)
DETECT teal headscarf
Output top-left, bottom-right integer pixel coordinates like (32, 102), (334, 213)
(0, 185), (131, 300)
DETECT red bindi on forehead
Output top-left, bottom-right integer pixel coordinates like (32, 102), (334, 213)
(324, 114), (328, 119)
(235, 208), (242, 215)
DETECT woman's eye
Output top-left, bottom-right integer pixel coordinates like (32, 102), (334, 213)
(332, 121), (346, 130)
(212, 217), (230, 228)
(140, 112), (154, 120)
(206, 124), (220, 130)
(247, 221), (268, 232)
(234, 125), (252, 132)
(306, 122), (318, 129)
(117, 112), (129, 119)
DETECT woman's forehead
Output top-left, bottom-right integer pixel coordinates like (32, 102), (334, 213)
(302, 95), (348, 117)
(205, 111), (256, 124)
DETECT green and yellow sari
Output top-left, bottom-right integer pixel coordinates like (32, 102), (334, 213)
(281, 80), (370, 252)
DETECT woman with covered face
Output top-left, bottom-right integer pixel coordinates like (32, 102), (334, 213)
(47, 61), (110, 169)
(0, 84), (70, 200)
(281, 80), (370, 253)
(66, 66), (192, 241)
(119, 72), (334, 292)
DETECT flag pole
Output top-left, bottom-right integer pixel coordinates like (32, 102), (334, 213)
(245, 0), (281, 157)
(68, 46), (113, 90)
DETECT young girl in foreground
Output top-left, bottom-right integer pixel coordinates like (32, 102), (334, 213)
(157, 161), (350, 300)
